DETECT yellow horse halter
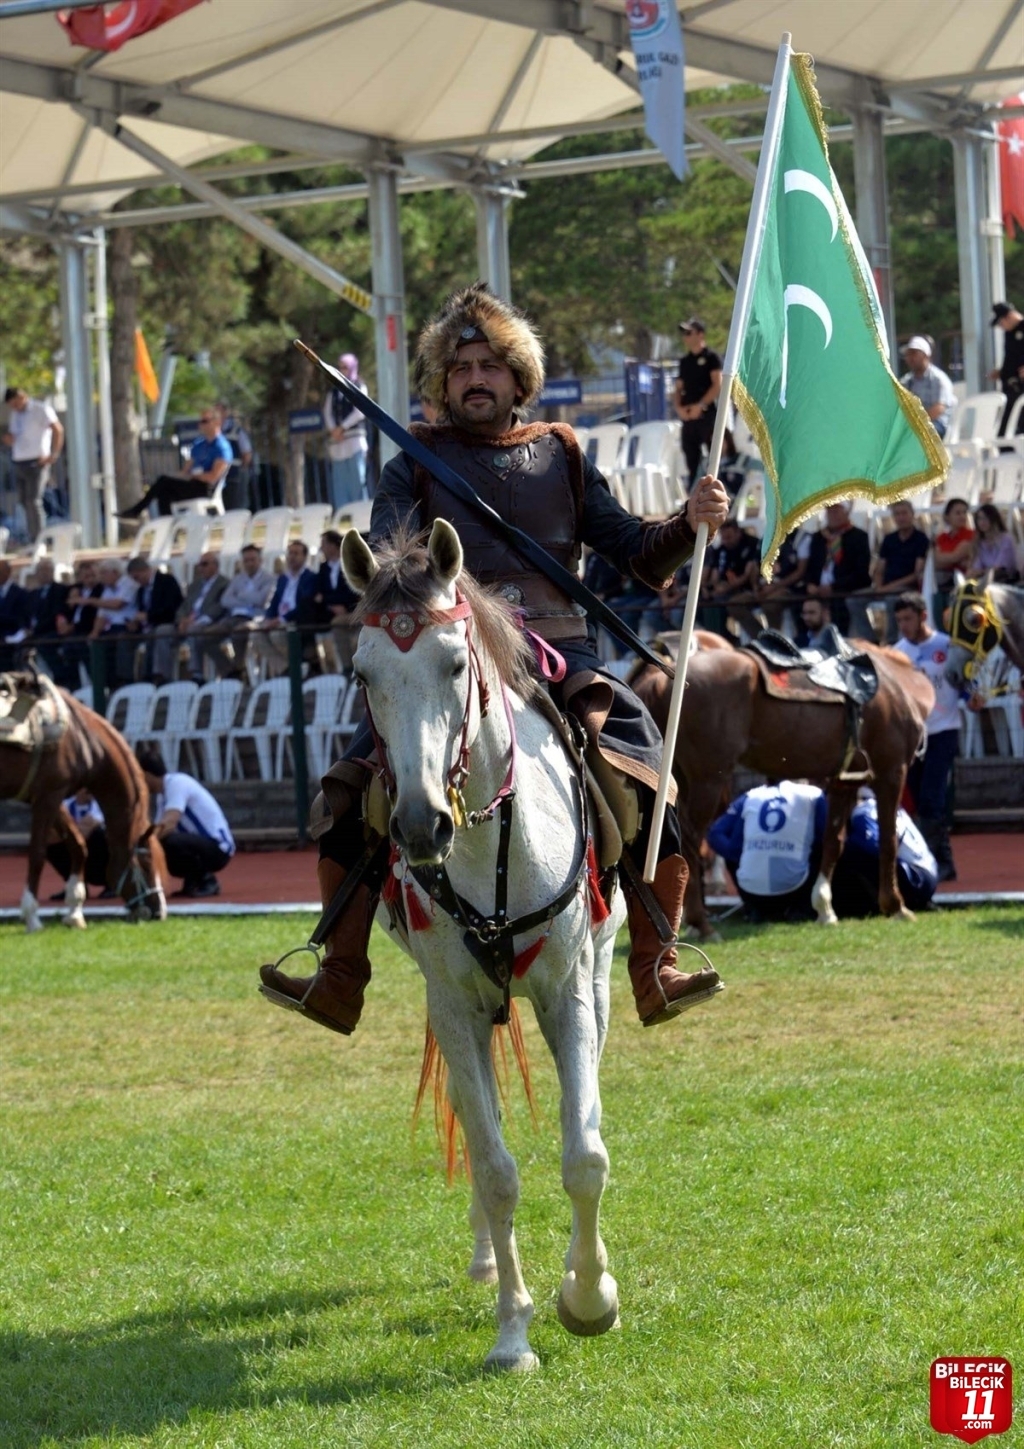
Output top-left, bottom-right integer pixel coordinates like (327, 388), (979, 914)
(948, 583), (1003, 679)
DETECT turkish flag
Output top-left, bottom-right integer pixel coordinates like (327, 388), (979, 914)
(997, 93), (1024, 238)
(57, 0), (205, 53)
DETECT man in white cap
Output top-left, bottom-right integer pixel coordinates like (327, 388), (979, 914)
(323, 353), (369, 507)
(899, 336), (956, 439)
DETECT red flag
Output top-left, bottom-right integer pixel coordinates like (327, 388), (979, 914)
(997, 93), (1024, 239)
(57, 0), (205, 53)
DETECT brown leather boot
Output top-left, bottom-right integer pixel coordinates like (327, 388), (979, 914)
(259, 857), (376, 1035)
(625, 854), (723, 1027)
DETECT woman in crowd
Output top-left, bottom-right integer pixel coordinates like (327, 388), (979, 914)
(932, 497), (975, 595)
(966, 503), (1020, 584)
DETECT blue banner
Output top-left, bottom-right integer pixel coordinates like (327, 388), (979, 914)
(288, 407), (324, 434)
(539, 377), (583, 407)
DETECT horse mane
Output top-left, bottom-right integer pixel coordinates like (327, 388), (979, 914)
(355, 526), (539, 701)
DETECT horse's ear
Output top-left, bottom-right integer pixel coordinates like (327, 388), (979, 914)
(342, 529), (378, 595)
(428, 518), (463, 588)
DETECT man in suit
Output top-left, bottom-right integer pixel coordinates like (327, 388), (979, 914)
(24, 557), (70, 683)
(0, 557), (30, 670)
(175, 552), (230, 682)
(251, 539), (318, 678)
(313, 529), (361, 673)
(124, 556), (185, 684)
(53, 558), (102, 686)
(805, 502), (872, 636)
(195, 543), (275, 680)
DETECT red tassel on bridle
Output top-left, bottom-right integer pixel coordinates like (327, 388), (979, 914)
(586, 837), (609, 926)
(405, 878), (432, 932)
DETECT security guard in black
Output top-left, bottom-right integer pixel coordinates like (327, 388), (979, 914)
(674, 318), (722, 486)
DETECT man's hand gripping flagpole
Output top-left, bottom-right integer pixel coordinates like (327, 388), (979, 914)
(643, 32), (794, 883)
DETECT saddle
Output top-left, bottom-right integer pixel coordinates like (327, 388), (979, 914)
(315, 689), (638, 874)
(743, 629), (880, 708)
(0, 671), (70, 753)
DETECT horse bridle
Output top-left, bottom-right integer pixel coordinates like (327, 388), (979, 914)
(359, 589), (590, 1024)
(948, 584), (1003, 680)
(114, 825), (161, 912)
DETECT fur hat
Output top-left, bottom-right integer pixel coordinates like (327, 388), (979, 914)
(414, 282), (545, 419)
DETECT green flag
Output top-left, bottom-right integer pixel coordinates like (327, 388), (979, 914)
(733, 54), (948, 576)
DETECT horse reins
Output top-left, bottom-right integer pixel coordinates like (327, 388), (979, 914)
(360, 588), (590, 1024)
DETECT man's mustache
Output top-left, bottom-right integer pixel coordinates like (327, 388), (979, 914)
(463, 388), (495, 400)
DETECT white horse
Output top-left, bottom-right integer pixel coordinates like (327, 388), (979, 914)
(342, 519), (627, 1374)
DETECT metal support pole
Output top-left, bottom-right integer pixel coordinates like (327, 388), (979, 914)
(851, 104), (897, 365)
(367, 166), (409, 464)
(473, 189), (513, 300)
(983, 126), (1007, 384)
(87, 638), (108, 720)
(152, 350), (177, 432)
(57, 240), (100, 547)
(952, 131), (993, 396)
(89, 228), (118, 546)
(286, 627), (309, 843)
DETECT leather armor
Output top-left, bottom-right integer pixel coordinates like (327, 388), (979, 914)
(413, 422), (589, 642)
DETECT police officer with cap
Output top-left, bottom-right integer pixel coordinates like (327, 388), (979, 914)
(673, 318), (722, 488)
(990, 301), (1024, 435)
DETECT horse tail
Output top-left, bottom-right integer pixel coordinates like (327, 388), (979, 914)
(413, 1003), (537, 1185)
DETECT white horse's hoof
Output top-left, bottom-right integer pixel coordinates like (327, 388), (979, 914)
(24, 915), (45, 934)
(816, 912), (839, 926)
(63, 910), (87, 930)
(467, 1254), (498, 1285)
(556, 1272), (619, 1338)
(484, 1349), (540, 1374)
(891, 907), (915, 922)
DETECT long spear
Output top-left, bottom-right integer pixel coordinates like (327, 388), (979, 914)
(643, 32), (793, 882)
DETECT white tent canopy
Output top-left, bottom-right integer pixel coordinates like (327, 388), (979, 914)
(1, 0), (1020, 542)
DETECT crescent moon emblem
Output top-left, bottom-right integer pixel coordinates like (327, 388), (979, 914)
(780, 284), (833, 409)
(783, 169), (838, 241)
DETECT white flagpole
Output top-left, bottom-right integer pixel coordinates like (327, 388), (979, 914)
(644, 31), (794, 882)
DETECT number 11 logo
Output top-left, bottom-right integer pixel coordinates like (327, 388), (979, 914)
(931, 1359), (1013, 1443)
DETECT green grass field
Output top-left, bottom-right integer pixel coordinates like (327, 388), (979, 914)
(1, 907), (1021, 1448)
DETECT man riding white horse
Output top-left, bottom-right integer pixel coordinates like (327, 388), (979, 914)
(260, 282), (731, 1033)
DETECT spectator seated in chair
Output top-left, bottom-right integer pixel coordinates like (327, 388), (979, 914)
(250, 539), (318, 678)
(313, 529), (361, 673)
(805, 502), (872, 637)
(117, 409), (232, 518)
(175, 552), (230, 682)
(870, 499), (931, 642)
(123, 556), (184, 684)
(194, 543), (275, 680)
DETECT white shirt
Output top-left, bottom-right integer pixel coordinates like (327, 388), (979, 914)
(736, 782), (821, 896)
(894, 630), (960, 735)
(64, 794), (104, 826)
(222, 566), (274, 619)
(324, 382), (369, 462)
(9, 398), (59, 461)
(160, 772), (235, 856)
(96, 575), (138, 631)
(277, 569), (302, 618)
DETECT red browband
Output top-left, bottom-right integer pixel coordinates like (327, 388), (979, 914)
(362, 595), (473, 652)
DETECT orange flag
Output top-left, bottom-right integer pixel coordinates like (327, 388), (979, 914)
(134, 327), (160, 404)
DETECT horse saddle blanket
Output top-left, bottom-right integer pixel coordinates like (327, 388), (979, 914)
(314, 693), (636, 873)
(744, 630), (879, 708)
(0, 672), (70, 752)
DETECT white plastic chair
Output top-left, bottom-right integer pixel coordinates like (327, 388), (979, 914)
(178, 678), (243, 783)
(327, 678), (367, 759)
(0, 526), (9, 556)
(205, 509), (252, 577)
(165, 511), (211, 585)
(133, 680), (199, 771)
(32, 521), (81, 568)
(226, 677), (292, 781)
(105, 683), (156, 747)
(245, 508), (293, 569)
(73, 683), (94, 710)
(572, 426), (591, 457)
(170, 478), (226, 516)
(982, 455), (1023, 540)
(585, 423), (627, 475)
(947, 391), (1006, 464)
(292, 504), (332, 554)
(281, 673), (348, 781)
(331, 499), (374, 535)
(623, 421), (680, 473)
(129, 515), (175, 569)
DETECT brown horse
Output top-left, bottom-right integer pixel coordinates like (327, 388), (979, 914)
(0, 676), (167, 931)
(632, 641), (936, 936)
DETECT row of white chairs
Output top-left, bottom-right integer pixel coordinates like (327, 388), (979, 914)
(79, 674), (365, 784)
